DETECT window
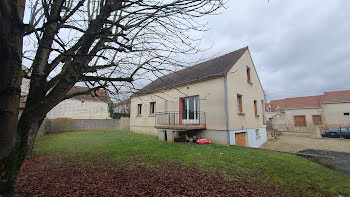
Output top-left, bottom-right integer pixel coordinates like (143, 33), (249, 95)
(294, 115), (306, 127)
(344, 113), (350, 116)
(247, 67), (251, 83)
(237, 94), (243, 113)
(312, 115), (322, 125)
(254, 100), (258, 116)
(181, 96), (199, 123)
(150, 102), (156, 115)
(137, 104), (142, 116)
(256, 129), (260, 139)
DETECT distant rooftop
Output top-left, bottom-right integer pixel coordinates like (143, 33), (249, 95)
(266, 89), (350, 111)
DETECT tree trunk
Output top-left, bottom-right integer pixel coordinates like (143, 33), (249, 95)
(0, 0), (26, 196)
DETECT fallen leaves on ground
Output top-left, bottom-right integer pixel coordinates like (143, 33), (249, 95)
(15, 155), (290, 197)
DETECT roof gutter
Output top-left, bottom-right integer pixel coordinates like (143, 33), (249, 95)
(224, 74), (230, 146)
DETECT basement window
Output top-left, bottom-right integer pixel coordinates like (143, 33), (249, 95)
(256, 129), (260, 139)
(344, 113), (350, 116)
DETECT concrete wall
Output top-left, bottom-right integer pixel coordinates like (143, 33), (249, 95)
(226, 50), (265, 131)
(229, 127), (267, 148)
(39, 118), (130, 134)
(265, 111), (280, 122)
(198, 130), (228, 145)
(322, 103), (350, 129)
(47, 99), (110, 119)
(130, 125), (158, 136)
(271, 113), (287, 130)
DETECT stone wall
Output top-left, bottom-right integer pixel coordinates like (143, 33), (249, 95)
(38, 117), (130, 135)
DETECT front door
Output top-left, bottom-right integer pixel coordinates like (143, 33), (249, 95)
(182, 96), (199, 124)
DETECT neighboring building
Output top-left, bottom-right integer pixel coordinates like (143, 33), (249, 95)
(130, 46), (267, 147)
(47, 86), (111, 119)
(113, 98), (131, 113)
(266, 90), (350, 133)
(20, 85), (111, 119)
(322, 90), (350, 129)
(19, 67), (110, 119)
(265, 99), (285, 129)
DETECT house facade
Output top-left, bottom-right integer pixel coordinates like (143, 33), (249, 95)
(113, 98), (131, 113)
(130, 47), (267, 147)
(20, 85), (111, 119)
(46, 86), (111, 119)
(266, 90), (350, 133)
(321, 90), (350, 129)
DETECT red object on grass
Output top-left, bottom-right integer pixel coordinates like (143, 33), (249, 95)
(196, 139), (210, 144)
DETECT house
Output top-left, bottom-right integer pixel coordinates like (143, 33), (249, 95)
(113, 98), (131, 113)
(266, 90), (350, 133)
(46, 86), (111, 119)
(265, 99), (285, 129)
(20, 86), (111, 119)
(130, 46), (267, 147)
(322, 90), (350, 129)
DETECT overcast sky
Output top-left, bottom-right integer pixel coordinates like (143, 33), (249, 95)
(190, 0), (350, 101)
(22, 1), (350, 102)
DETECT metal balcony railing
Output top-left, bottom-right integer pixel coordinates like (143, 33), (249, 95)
(155, 111), (206, 127)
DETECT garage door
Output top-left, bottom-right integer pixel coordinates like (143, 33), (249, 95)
(235, 132), (247, 147)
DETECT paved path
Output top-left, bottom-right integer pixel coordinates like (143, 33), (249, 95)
(298, 149), (350, 176)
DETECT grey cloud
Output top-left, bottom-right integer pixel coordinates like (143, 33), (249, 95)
(193, 0), (350, 101)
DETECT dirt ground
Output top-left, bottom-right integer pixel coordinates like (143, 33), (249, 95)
(261, 134), (350, 153)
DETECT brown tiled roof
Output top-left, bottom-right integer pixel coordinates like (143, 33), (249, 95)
(136, 47), (248, 95)
(322, 90), (350, 104)
(266, 99), (286, 112)
(285, 95), (322, 109)
(68, 86), (111, 103)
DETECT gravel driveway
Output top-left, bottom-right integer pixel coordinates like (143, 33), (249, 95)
(298, 149), (350, 176)
(261, 134), (350, 176)
(261, 135), (350, 153)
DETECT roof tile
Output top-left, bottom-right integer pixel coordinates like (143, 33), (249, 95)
(285, 95), (322, 109)
(322, 90), (350, 104)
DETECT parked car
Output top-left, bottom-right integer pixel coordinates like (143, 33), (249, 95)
(322, 129), (341, 138)
(322, 127), (350, 139)
(340, 127), (350, 139)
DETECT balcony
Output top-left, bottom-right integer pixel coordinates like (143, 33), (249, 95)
(155, 111), (206, 130)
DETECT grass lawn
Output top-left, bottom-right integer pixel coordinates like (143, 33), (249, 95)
(27, 130), (350, 196)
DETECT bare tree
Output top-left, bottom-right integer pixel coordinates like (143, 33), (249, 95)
(0, 0), (223, 195)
